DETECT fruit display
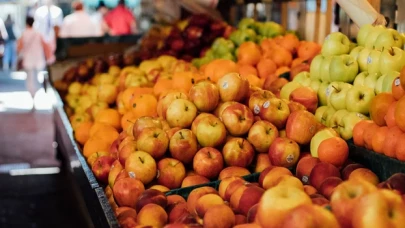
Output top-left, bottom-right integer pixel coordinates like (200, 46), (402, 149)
(351, 66), (405, 161)
(51, 12), (405, 227)
(106, 156), (405, 228)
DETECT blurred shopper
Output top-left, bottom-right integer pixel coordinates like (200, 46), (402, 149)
(27, 0), (39, 18)
(59, 1), (100, 37)
(3, 15), (18, 71)
(0, 17), (8, 69)
(104, 0), (137, 35)
(17, 17), (51, 102)
(34, 0), (63, 63)
(91, 1), (109, 36)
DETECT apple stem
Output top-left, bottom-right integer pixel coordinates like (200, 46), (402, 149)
(179, 131), (184, 139)
(126, 119), (135, 124)
(389, 47), (395, 56)
(331, 85), (341, 92)
(207, 151), (212, 159)
(139, 157), (144, 164)
(238, 139), (244, 148)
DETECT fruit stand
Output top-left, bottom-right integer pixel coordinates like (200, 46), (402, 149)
(47, 1), (405, 228)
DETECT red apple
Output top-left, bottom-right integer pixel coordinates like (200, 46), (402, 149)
(157, 158), (186, 189)
(113, 177), (145, 208)
(137, 127), (169, 159)
(259, 98), (291, 129)
(221, 103), (254, 136)
(268, 137), (300, 168)
(289, 87), (318, 113)
(166, 98), (197, 128)
(217, 72), (249, 102)
(222, 138), (255, 168)
(92, 155), (115, 184)
(248, 90), (276, 115)
(135, 189), (167, 213)
(285, 110), (318, 145)
(132, 116), (163, 139)
(194, 114), (227, 148)
(247, 120), (279, 153)
(193, 147), (224, 179)
(189, 80), (220, 112)
(169, 129), (198, 164)
(125, 151), (157, 185)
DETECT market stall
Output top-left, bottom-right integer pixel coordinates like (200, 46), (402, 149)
(47, 0), (405, 227)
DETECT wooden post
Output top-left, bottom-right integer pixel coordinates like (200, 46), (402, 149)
(297, 1), (307, 40)
(314, 0), (322, 42)
(325, 0), (333, 36)
(368, 0), (381, 12)
(281, 2), (288, 29)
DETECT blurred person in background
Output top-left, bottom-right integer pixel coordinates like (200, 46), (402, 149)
(27, 0), (39, 18)
(34, 0), (63, 64)
(91, 1), (109, 36)
(0, 17), (8, 70)
(17, 17), (51, 104)
(104, 0), (137, 35)
(3, 15), (18, 71)
(59, 1), (100, 37)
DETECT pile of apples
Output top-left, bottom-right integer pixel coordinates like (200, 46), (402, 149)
(106, 148), (405, 228)
(352, 66), (405, 161)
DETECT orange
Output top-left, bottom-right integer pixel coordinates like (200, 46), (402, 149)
(395, 133), (405, 161)
(297, 41), (321, 61)
(74, 121), (93, 145)
(395, 96), (405, 131)
(291, 57), (307, 68)
(238, 64), (258, 78)
(95, 108), (122, 130)
(83, 137), (111, 158)
(121, 111), (137, 133)
(122, 87), (154, 110)
(369, 93), (395, 126)
(385, 101), (397, 128)
(260, 38), (277, 52)
(382, 126), (404, 158)
(243, 74), (263, 88)
(371, 126), (389, 154)
(130, 94), (158, 119)
(89, 122), (111, 137)
(276, 34), (300, 54)
(275, 66), (290, 77)
(268, 45), (293, 67)
(237, 41), (262, 66)
(318, 137), (349, 167)
(362, 123), (379, 150)
(153, 77), (173, 98)
(172, 71), (196, 93)
(89, 123), (119, 145)
(352, 120), (374, 147)
(257, 58), (277, 79)
(392, 77), (405, 100)
(203, 59), (239, 83)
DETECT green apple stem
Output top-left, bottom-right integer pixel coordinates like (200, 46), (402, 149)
(332, 85), (341, 92)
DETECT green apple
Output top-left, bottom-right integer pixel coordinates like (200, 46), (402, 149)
(363, 72), (381, 90)
(328, 109), (350, 132)
(338, 112), (369, 140)
(375, 75), (386, 94)
(328, 82), (353, 110)
(320, 56), (333, 82)
(317, 82), (330, 106)
(329, 55), (359, 83)
(349, 42), (357, 52)
(321, 32), (351, 56)
(364, 25), (385, 49)
(310, 55), (323, 81)
(374, 28), (404, 51)
(366, 49), (382, 75)
(379, 47), (405, 75)
(322, 107), (336, 126)
(280, 81), (303, 100)
(357, 24), (374, 47)
(350, 46), (364, 61)
(293, 72), (311, 84)
(310, 127), (339, 157)
(315, 106), (328, 123)
(310, 79), (322, 93)
(238, 18), (256, 30)
(353, 72), (367, 86)
(212, 38), (235, 56)
(345, 86), (375, 115)
(357, 48), (372, 72)
(382, 71), (400, 93)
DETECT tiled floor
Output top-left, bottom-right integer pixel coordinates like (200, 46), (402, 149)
(0, 71), (88, 227)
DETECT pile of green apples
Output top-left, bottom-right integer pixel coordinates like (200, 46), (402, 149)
(279, 25), (405, 141)
(192, 18), (285, 67)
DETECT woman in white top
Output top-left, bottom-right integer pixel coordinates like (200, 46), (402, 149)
(17, 16), (51, 100)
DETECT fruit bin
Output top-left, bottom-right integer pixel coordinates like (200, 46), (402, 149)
(49, 77), (120, 228)
(347, 140), (405, 181)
